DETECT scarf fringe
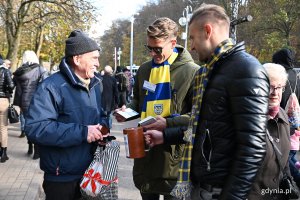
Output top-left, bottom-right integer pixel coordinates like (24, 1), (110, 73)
(183, 127), (193, 142)
(170, 182), (192, 199)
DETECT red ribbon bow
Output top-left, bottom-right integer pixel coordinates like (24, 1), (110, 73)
(81, 168), (117, 194)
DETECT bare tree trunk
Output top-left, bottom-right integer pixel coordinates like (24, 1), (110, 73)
(6, 29), (22, 71)
(6, 23), (25, 71)
(6, 0), (24, 71)
(35, 25), (44, 58)
(286, 32), (291, 47)
(5, 0), (32, 71)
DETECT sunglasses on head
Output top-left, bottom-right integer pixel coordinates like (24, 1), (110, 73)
(144, 44), (163, 55)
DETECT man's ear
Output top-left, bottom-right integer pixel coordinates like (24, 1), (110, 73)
(204, 24), (213, 39)
(73, 55), (80, 65)
(171, 39), (177, 48)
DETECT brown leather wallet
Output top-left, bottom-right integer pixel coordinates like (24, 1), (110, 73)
(100, 125), (110, 135)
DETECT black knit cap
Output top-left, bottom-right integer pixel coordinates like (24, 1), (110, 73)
(65, 30), (100, 57)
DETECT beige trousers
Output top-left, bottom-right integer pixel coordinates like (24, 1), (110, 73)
(0, 98), (9, 147)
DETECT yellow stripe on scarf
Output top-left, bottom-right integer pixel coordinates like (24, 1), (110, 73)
(141, 48), (178, 119)
(149, 65), (170, 84)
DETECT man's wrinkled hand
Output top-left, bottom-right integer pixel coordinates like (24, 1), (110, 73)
(113, 105), (127, 122)
(87, 124), (103, 143)
(143, 115), (166, 131)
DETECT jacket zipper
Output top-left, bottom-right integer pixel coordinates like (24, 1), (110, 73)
(56, 166), (59, 176)
(201, 128), (212, 171)
(172, 89), (178, 114)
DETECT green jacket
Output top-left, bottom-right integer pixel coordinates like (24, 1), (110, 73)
(127, 45), (200, 194)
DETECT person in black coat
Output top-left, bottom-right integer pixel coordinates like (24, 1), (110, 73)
(272, 48), (300, 108)
(115, 66), (127, 107)
(0, 56), (15, 163)
(101, 65), (119, 128)
(273, 48), (300, 189)
(143, 3), (269, 200)
(13, 50), (48, 159)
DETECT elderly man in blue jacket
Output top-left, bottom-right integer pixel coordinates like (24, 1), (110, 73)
(25, 30), (108, 200)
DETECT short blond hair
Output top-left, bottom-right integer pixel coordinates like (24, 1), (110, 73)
(263, 63), (288, 85)
(147, 17), (178, 40)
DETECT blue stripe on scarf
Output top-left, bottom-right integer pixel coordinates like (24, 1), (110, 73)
(152, 60), (171, 68)
(142, 82), (171, 112)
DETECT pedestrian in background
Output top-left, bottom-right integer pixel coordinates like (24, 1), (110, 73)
(272, 48), (300, 108)
(248, 63), (295, 199)
(115, 66), (128, 107)
(25, 30), (108, 200)
(4, 59), (11, 71)
(102, 65), (119, 129)
(13, 50), (48, 160)
(272, 48), (300, 188)
(116, 17), (200, 200)
(144, 4), (269, 199)
(0, 56), (15, 163)
(122, 68), (132, 103)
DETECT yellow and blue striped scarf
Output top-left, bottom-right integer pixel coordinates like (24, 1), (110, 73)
(171, 39), (235, 199)
(141, 48), (178, 119)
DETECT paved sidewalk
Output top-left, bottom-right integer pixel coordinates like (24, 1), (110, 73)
(0, 118), (143, 200)
(0, 122), (43, 200)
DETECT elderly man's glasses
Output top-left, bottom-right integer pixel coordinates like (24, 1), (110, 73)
(270, 85), (285, 94)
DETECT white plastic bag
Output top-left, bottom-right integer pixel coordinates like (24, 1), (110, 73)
(80, 140), (120, 199)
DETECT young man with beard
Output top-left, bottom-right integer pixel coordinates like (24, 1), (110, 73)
(144, 4), (270, 200)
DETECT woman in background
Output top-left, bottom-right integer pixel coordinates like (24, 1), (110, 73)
(13, 50), (48, 160)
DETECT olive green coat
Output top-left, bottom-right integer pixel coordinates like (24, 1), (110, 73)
(127, 45), (200, 195)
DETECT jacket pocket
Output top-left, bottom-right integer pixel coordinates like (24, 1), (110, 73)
(59, 144), (92, 175)
(39, 146), (60, 175)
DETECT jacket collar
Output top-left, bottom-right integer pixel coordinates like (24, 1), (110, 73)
(170, 45), (195, 70)
(274, 107), (289, 125)
(218, 41), (245, 61)
(59, 58), (99, 90)
(13, 63), (40, 77)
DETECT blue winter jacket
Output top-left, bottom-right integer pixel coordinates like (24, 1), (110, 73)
(25, 58), (107, 182)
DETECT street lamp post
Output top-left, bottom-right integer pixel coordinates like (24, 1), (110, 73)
(114, 47), (117, 70)
(130, 16), (134, 75)
(178, 5), (193, 49)
(117, 47), (122, 66)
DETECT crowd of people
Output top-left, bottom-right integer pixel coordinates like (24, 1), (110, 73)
(0, 2), (300, 200)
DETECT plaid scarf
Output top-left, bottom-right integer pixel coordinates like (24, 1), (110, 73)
(171, 39), (235, 199)
(141, 48), (178, 119)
